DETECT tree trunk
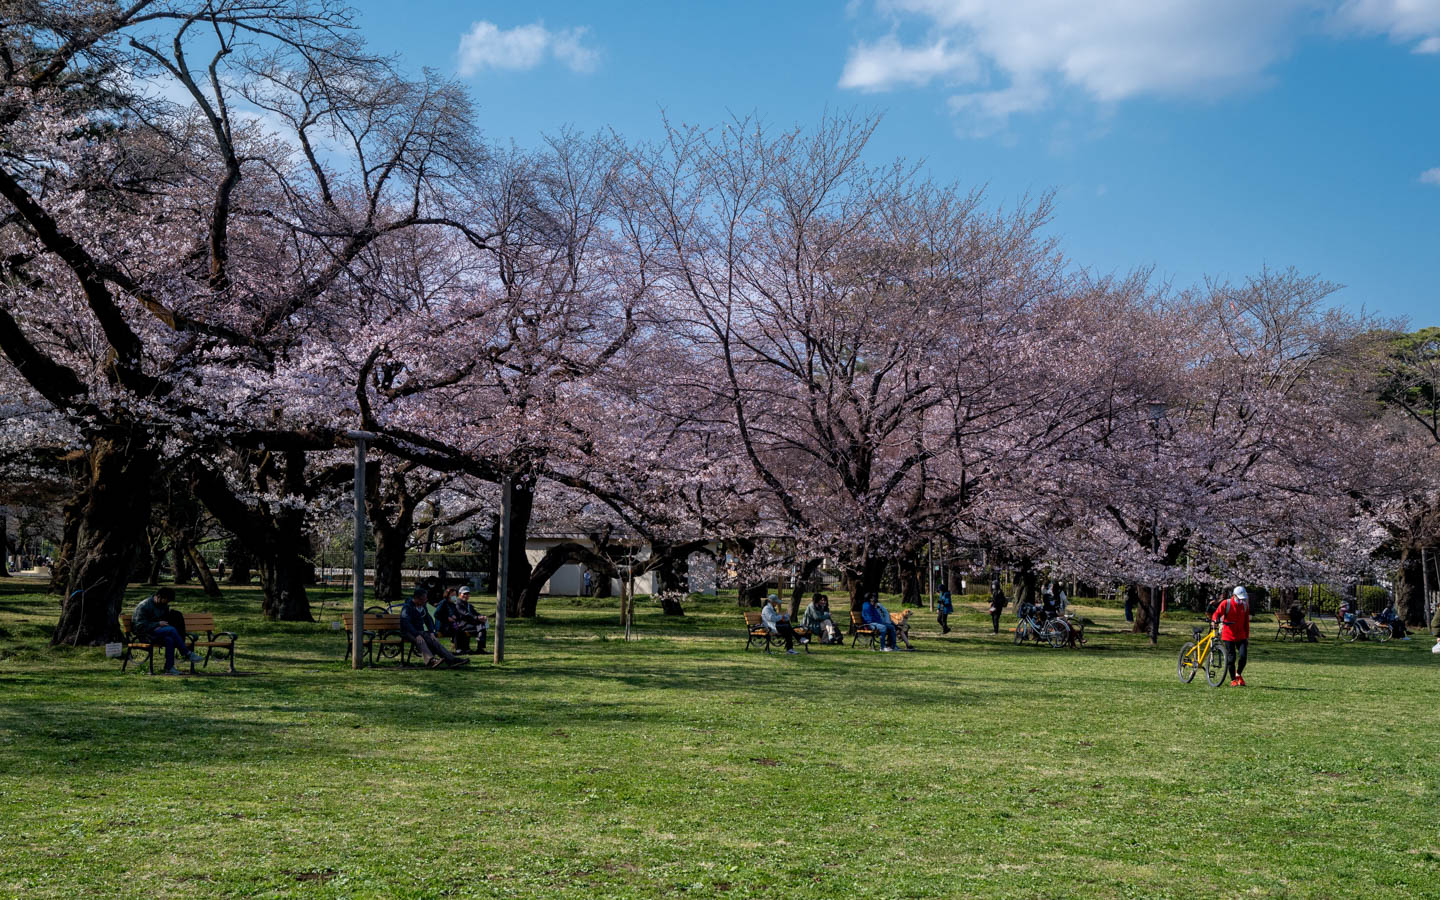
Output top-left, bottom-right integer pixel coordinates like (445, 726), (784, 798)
(225, 537), (252, 584)
(1129, 584), (1150, 635)
(171, 543), (191, 583)
(1397, 546), (1427, 626)
(187, 545), (222, 598)
(788, 558), (821, 619)
(652, 550), (689, 594)
(259, 550), (312, 621)
(1131, 584), (1164, 643)
(845, 554), (888, 612)
(898, 554), (923, 608)
(372, 522), (407, 608)
(145, 539), (164, 585)
(1013, 559), (1039, 608)
(53, 438), (154, 646)
(49, 493), (82, 594)
(192, 453), (313, 621)
(502, 482), (535, 618)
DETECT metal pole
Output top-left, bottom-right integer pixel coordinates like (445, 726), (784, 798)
(928, 541), (935, 611)
(626, 562), (635, 641)
(1422, 548), (1434, 623)
(347, 431), (377, 670)
(494, 475), (511, 664)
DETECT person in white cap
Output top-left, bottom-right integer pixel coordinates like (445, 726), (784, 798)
(1211, 586), (1251, 686)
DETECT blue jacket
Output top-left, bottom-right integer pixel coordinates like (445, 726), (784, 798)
(399, 598), (436, 637)
(861, 601), (890, 626)
(938, 592), (954, 614)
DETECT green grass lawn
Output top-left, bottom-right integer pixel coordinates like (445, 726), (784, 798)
(1, 578), (1437, 899)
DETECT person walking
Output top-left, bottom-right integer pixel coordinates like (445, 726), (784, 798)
(937, 587), (954, 634)
(988, 583), (1008, 634)
(1212, 585), (1251, 686)
(130, 588), (204, 675)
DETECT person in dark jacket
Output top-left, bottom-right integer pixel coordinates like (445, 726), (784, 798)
(436, 586), (487, 653)
(131, 588), (202, 675)
(988, 583), (1008, 634)
(936, 587), (954, 634)
(401, 588), (468, 668)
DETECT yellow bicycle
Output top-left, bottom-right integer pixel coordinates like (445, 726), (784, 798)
(1178, 622), (1225, 687)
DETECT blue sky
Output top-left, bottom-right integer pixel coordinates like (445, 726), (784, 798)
(351, 1), (1439, 327)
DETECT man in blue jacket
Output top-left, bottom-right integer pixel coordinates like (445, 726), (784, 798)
(861, 594), (899, 651)
(401, 587), (468, 668)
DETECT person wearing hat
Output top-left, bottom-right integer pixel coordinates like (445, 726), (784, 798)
(436, 585), (487, 654)
(400, 586), (469, 668)
(760, 594), (802, 654)
(1211, 586), (1251, 686)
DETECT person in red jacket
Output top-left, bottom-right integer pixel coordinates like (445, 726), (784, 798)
(1212, 586), (1251, 686)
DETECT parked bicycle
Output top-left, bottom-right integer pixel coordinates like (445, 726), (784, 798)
(1014, 603), (1069, 648)
(1178, 622), (1225, 686)
(1338, 613), (1391, 643)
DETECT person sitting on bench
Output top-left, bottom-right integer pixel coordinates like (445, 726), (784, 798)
(1287, 603), (1321, 641)
(802, 593), (841, 644)
(131, 588), (203, 675)
(436, 586), (488, 653)
(861, 594), (899, 651)
(761, 594), (802, 654)
(400, 587), (469, 668)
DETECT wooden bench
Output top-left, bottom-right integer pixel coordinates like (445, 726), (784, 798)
(119, 613), (237, 674)
(343, 613), (412, 666)
(849, 610), (880, 649)
(1274, 611), (1308, 642)
(742, 611), (810, 653)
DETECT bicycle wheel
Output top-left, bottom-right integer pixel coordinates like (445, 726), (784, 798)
(1046, 620), (1069, 649)
(1204, 642), (1226, 687)
(1177, 642), (1198, 683)
(1373, 624), (1393, 643)
(1013, 622), (1025, 644)
(1341, 623), (1360, 643)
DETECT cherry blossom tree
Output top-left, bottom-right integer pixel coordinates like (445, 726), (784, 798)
(0, 1), (489, 638)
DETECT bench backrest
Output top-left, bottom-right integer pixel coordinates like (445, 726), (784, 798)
(343, 614), (403, 631)
(183, 613), (216, 633)
(121, 612), (218, 634)
(744, 611), (764, 628)
(850, 610), (874, 629)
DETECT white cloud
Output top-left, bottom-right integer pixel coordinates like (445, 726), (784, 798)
(1334, 0), (1440, 51)
(842, 1), (1440, 129)
(839, 36), (977, 90)
(456, 21), (598, 76)
(1421, 168), (1440, 186)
